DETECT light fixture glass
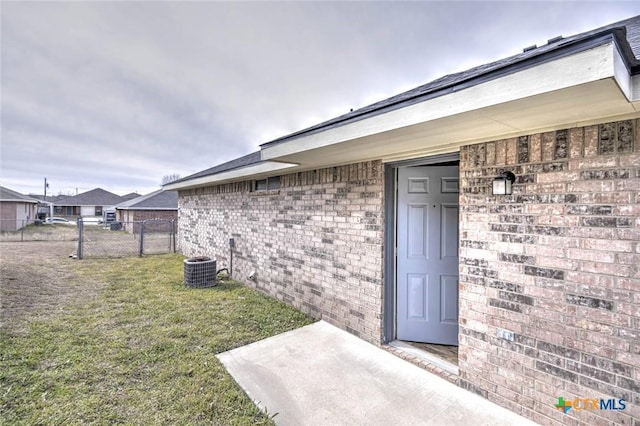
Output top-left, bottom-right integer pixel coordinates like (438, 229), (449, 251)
(492, 171), (516, 195)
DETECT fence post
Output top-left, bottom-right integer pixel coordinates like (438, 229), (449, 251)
(167, 220), (171, 253)
(138, 220), (144, 257)
(77, 219), (84, 259)
(21, 220), (25, 242)
(172, 220), (176, 253)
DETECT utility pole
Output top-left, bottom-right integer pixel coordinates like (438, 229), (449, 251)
(43, 178), (52, 220)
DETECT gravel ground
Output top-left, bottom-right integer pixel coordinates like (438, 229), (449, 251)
(0, 241), (105, 334)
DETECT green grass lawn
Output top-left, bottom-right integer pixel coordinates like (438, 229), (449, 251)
(1, 254), (315, 425)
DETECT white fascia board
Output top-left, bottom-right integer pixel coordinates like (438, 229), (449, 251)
(164, 161), (298, 191)
(1, 198), (40, 203)
(613, 43), (634, 101)
(630, 74), (640, 103)
(116, 207), (176, 211)
(262, 43), (619, 161)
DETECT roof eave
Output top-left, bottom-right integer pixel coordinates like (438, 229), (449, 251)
(261, 29), (638, 150)
(261, 37), (637, 164)
(0, 198), (40, 204)
(116, 207), (177, 211)
(164, 161), (299, 191)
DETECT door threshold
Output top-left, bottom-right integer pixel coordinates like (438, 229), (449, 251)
(387, 340), (459, 379)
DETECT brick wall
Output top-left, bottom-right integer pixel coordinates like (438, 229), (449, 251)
(129, 210), (177, 223)
(0, 202), (17, 231)
(117, 209), (177, 223)
(178, 161), (385, 344)
(458, 118), (640, 425)
(117, 209), (177, 233)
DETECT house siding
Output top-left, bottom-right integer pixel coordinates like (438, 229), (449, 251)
(118, 210), (134, 224)
(0, 202), (18, 231)
(178, 160), (385, 344)
(458, 118), (640, 425)
(0, 202), (36, 231)
(117, 209), (177, 233)
(128, 210), (177, 223)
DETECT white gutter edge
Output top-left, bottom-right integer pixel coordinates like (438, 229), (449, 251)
(1, 198), (40, 203)
(164, 161), (299, 191)
(613, 42), (635, 101)
(116, 207), (177, 211)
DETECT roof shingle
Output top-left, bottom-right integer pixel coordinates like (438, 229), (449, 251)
(0, 185), (39, 203)
(56, 188), (125, 206)
(172, 15), (640, 185)
(261, 15), (640, 148)
(116, 190), (178, 210)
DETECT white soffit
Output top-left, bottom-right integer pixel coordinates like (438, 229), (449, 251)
(262, 42), (637, 163)
(164, 161), (298, 191)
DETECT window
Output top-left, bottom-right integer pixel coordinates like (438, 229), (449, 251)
(95, 206), (103, 216)
(254, 176), (280, 191)
(255, 179), (267, 191)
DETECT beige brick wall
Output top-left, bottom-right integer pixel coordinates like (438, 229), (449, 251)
(178, 160), (385, 344)
(117, 209), (177, 233)
(178, 118), (638, 423)
(0, 202), (17, 231)
(117, 209), (177, 223)
(459, 118), (640, 425)
(130, 210), (177, 223)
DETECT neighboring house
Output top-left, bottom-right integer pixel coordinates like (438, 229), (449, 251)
(28, 194), (67, 204)
(115, 189), (178, 233)
(28, 194), (66, 220)
(166, 16), (640, 425)
(0, 186), (39, 231)
(54, 188), (126, 217)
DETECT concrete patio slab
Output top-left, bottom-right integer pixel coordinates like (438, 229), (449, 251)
(217, 321), (538, 426)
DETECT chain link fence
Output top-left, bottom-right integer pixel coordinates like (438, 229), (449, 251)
(77, 219), (176, 259)
(0, 219), (78, 242)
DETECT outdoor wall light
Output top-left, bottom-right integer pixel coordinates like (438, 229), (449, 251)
(493, 171), (516, 195)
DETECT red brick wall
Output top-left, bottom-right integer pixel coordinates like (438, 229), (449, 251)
(458, 118), (640, 425)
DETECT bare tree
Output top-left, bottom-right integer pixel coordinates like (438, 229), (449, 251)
(161, 174), (181, 185)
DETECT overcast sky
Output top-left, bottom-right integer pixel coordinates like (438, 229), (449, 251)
(2, 1), (640, 197)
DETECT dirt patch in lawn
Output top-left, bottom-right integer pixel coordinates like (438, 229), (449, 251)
(0, 241), (106, 334)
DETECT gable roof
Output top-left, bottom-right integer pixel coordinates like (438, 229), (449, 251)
(167, 15), (640, 191)
(262, 15), (640, 148)
(56, 188), (125, 206)
(115, 190), (178, 210)
(170, 151), (262, 186)
(0, 185), (39, 203)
